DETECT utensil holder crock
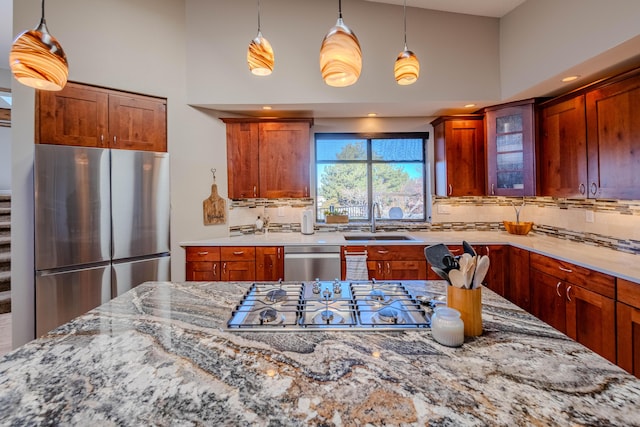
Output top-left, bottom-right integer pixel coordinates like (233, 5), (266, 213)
(446, 286), (482, 337)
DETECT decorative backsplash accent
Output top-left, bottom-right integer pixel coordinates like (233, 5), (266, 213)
(228, 196), (640, 255)
(229, 198), (314, 209)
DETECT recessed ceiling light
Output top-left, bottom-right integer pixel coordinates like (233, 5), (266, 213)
(262, 106), (272, 110)
(367, 113), (377, 117)
(464, 103), (476, 108)
(562, 75), (580, 83)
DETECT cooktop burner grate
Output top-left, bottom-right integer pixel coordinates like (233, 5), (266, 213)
(227, 280), (430, 331)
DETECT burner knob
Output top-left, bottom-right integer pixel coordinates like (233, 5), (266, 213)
(322, 288), (332, 299)
(312, 280), (321, 294)
(333, 279), (342, 294)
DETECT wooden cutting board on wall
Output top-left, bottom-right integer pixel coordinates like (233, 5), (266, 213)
(203, 183), (226, 225)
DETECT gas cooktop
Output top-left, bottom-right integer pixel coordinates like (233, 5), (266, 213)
(227, 280), (430, 331)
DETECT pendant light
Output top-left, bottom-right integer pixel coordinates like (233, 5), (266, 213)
(319, 0), (362, 87)
(9, 0), (68, 91)
(394, 0), (419, 85)
(247, 0), (274, 76)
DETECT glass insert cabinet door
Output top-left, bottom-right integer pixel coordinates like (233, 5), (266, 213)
(485, 100), (537, 196)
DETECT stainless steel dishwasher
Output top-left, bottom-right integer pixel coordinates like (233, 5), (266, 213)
(284, 246), (341, 281)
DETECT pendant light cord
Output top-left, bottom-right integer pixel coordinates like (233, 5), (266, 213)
(338, 0), (343, 19)
(257, 0), (261, 33)
(403, 0), (408, 49)
(40, 0), (46, 23)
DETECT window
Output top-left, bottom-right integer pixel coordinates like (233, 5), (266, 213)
(315, 132), (428, 222)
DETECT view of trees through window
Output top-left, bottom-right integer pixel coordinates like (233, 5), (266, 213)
(315, 133), (427, 222)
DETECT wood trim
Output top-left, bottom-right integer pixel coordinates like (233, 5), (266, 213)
(430, 114), (483, 127)
(618, 278), (640, 309)
(221, 117), (313, 126)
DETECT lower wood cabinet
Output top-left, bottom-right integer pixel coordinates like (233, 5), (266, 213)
(221, 247), (256, 281)
(530, 253), (616, 363)
(617, 278), (640, 378)
(256, 247), (284, 281)
(476, 245), (508, 298)
(508, 246), (530, 311)
(343, 245), (427, 281)
(185, 247), (220, 281)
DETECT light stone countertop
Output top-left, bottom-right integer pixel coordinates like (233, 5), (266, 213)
(181, 230), (640, 283)
(0, 280), (639, 426)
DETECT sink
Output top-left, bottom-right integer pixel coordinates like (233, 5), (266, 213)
(343, 234), (416, 241)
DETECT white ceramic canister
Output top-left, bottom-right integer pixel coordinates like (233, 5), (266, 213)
(431, 306), (464, 347)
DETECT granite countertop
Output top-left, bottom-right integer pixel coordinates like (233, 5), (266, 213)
(180, 230), (640, 283)
(1, 280), (639, 426)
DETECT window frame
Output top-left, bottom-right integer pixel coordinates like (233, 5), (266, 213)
(314, 132), (429, 222)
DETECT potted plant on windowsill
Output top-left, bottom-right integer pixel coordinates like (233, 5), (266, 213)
(324, 209), (349, 224)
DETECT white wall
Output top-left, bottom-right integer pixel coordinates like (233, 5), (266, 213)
(185, 0), (501, 112)
(500, 0), (640, 100)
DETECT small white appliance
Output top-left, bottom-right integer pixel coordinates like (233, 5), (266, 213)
(301, 209), (314, 235)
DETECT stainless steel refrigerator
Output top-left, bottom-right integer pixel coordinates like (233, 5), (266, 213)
(34, 145), (170, 336)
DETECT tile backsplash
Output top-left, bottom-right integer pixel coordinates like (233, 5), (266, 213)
(228, 196), (640, 255)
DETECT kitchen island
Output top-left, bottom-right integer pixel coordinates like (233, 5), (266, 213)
(1, 280), (639, 426)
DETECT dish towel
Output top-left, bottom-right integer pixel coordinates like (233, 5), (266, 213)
(345, 254), (369, 281)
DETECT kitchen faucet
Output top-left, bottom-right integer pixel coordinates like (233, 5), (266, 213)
(371, 202), (380, 233)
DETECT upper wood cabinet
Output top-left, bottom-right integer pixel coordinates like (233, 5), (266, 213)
(223, 119), (312, 199)
(37, 82), (167, 152)
(485, 100), (537, 196)
(431, 115), (485, 197)
(538, 68), (640, 200)
(538, 95), (587, 198)
(585, 73), (640, 199)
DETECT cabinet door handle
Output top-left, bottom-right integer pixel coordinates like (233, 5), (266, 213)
(448, 184), (453, 196)
(377, 250), (390, 255)
(233, 251), (244, 255)
(491, 183), (495, 195)
(223, 262), (227, 275)
(579, 183), (585, 195)
(449, 248), (462, 255)
(556, 281), (562, 297)
(113, 135), (117, 145)
(485, 246), (490, 257)
(566, 285), (572, 302)
(558, 266), (573, 273)
(377, 262), (383, 275)
(253, 185), (257, 197)
(386, 261), (391, 275)
(277, 247), (281, 259)
(197, 251), (209, 256)
(590, 182), (597, 195)
(100, 134), (104, 143)
(213, 263), (217, 277)
(305, 186), (308, 197)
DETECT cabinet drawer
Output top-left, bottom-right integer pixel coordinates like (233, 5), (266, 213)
(366, 245), (426, 261)
(186, 246), (220, 262)
(221, 246), (256, 261)
(530, 253), (615, 298)
(618, 278), (640, 309)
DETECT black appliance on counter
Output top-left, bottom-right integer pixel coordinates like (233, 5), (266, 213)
(227, 280), (430, 331)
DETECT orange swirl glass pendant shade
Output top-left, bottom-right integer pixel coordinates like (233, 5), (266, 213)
(394, 48), (419, 85)
(10, 1), (68, 91)
(248, 31), (274, 76)
(320, 5), (362, 88)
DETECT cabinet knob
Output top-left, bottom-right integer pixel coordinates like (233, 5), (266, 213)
(590, 182), (598, 195)
(448, 184), (453, 196)
(566, 285), (572, 302)
(579, 183), (586, 195)
(556, 281), (562, 297)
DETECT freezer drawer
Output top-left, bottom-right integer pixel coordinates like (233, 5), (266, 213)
(34, 145), (111, 270)
(36, 264), (111, 337)
(111, 150), (170, 260)
(112, 255), (171, 298)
